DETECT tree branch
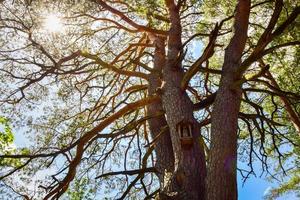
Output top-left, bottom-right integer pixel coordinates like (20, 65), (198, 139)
(95, 167), (157, 179)
(43, 96), (159, 199)
(181, 24), (219, 89)
(80, 52), (149, 80)
(95, 0), (167, 35)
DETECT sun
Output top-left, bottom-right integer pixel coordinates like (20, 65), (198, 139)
(43, 14), (64, 33)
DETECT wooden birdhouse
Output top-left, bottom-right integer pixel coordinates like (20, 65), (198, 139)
(176, 120), (193, 149)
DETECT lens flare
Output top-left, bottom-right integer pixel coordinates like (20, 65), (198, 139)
(43, 14), (64, 33)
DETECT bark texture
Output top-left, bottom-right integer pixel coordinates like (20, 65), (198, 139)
(158, 1), (206, 199)
(207, 0), (251, 200)
(161, 63), (206, 200)
(147, 36), (175, 185)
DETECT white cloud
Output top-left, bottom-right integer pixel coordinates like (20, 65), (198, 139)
(263, 186), (272, 196)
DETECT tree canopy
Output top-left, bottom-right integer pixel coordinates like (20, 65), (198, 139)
(0, 0), (299, 199)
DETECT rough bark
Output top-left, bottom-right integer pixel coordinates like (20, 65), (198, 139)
(207, 0), (251, 200)
(161, 62), (206, 200)
(157, 1), (206, 199)
(147, 36), (175, 185)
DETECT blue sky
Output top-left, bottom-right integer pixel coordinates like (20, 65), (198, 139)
(238, 174), (298, 200)
(238, 173), (274, 200)
(7, 38), (298, 200)
(12, 107), (298, 200)
(190, 41), (298, 200)
(238, 174), (271, 200)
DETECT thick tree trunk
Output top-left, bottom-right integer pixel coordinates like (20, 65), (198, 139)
(147, 37), (175, 185)
(207, 0), (250, 199)
(207, 72), (242, 200)
(158, 1), (206, 199)
(161, 66), (206, 200)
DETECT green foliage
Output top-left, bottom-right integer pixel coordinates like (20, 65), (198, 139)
(272, 172), (300, 198)
(265, 137), (300, 199)
(66, 178), (95, 200)
(0, 0), (299, 199)
(198, 0), (300, 197)
(0, 116), (16, 166)
(0, 117), (14, 145)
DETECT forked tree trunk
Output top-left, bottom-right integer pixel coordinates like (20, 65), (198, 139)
(150, 0), (250, 199)
(161, 65), (206, 200)
(207, 0), (250, 199)
(148, 34), (206, 199)
(158, 1), (206, 199)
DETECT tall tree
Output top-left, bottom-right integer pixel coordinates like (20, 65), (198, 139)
(207, 0), (250, 199)
(0, 0), (299, 199)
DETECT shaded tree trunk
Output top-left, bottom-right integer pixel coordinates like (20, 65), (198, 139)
(161, 63), (206, 200)
(206, 71), (242, 200)
(207, 0), (250, 199)
(157, 1), (206, 199)
(147, 36), (175, 185)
